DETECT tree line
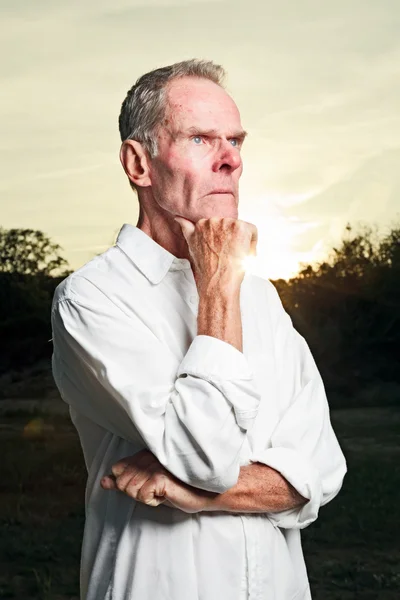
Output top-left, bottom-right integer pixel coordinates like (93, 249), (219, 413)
(0, 223), (399, 407)
(273, 223), (400, 406)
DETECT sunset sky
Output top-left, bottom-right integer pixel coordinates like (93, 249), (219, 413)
(1, 0), (399, 279)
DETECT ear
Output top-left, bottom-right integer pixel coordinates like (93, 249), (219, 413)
(119, 140), (152, 188)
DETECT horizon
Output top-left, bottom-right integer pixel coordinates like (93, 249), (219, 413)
(1, 0), (399, 280)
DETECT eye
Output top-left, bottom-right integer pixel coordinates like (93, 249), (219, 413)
(230, 139), (239, 147)
(192, 136), (203, 145)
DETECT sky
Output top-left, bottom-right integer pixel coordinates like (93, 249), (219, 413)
(1, 0), (399, 279)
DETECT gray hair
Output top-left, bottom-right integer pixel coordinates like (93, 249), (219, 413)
(118, 58), (227, 192)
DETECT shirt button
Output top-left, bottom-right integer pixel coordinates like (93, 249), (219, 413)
(189, 295), (197, 304)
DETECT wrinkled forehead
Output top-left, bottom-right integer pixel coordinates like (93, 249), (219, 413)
(163, 77), (242, 134)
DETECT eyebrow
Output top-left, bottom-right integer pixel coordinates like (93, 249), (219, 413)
(184, 126), (248, 142)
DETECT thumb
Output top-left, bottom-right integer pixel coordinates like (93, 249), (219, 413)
(101, 475), (117, 490)
(174, 216), (195, 243)
(249, 238), (257, 257)
(249, 230), (258, 257)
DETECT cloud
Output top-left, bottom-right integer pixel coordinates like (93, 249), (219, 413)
(1, 0), (399, 275)
(31, 164), (104, 181)
(283, 148), (400, 257)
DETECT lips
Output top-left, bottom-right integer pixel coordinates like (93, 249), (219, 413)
(209, 190), (233, 194)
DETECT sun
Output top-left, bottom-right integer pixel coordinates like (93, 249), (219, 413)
(241, 250), (300, 280)
(240, 253), (259, 273)
(239, 208), (319, 280)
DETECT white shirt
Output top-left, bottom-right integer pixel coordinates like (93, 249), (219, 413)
(51, 223), (347, 600)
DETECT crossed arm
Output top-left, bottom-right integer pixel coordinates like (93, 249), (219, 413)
(53, 281), (345, 519)
(101, 448), (308, 514)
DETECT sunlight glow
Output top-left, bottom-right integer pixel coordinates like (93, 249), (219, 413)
(241, 254), (258, 273)
(240, 200), (323, 280)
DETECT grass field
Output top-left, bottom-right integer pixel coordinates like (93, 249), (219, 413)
(1, 402), (399, 599)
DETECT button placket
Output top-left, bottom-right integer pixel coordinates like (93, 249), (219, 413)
(242, 516), (256, 600)
(182, 269), (199, 315)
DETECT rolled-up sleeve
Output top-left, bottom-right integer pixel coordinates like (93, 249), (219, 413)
(249, 283), (347, 529)
(51, 276), (261, 494)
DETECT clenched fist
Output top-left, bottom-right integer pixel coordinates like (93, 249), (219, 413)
(174, 216), (258, 293)
(101, 448), (218, 513)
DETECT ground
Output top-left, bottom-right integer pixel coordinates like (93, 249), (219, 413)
(0, 401), (399, 599)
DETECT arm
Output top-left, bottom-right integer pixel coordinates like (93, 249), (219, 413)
(182, 282), (346, 520)
(51, 274), (261, 494)
(204, 461), (308, 513)
(101, 449), (307, 514)
(238, 282), (347, 528)
(101, 281), (346, 520)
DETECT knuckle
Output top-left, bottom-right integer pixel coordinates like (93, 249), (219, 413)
(153, 472), (165, 484)
(116, 470), (136, 489)
(111, 463), (125, 477)
(126, 480), (140, 496)
(136, 486), (148, 503)
(120, 466), (134, 478)
(196, 218), (208, 232)
(207, 216), (220, 227)
(116, 475), (127, 490)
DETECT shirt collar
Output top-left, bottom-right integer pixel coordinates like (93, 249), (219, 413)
(115, 223), (192, 285)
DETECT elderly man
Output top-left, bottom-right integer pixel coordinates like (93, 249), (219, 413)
(51, 58), (347, 600)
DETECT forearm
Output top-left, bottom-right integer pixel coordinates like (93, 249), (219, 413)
(197, 280), (243, 353)
(204, 461), (309, 513)
(198, 283), (306, 514)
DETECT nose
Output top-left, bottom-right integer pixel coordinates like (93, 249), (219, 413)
(212, 139), (242, 173)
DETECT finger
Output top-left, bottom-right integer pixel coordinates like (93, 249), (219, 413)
(111, 449), (154, 478)
(101, 475), (118, 490)
(123, 465), (158, 498)
(111, 460), (130, 478)
(249, 225), (258, 257)
(115, 466), (143, 493)
(115, 455), (161, 492)
(174, 217), (195, 243)
(137, 474), (168, 507)
(249, 238), (257, 257)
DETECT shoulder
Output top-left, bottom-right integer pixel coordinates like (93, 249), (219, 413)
(51, 245), (142, 312)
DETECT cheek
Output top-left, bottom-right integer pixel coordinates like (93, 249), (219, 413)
(168, 147), (191, 168)
(167, 151), (199, 182)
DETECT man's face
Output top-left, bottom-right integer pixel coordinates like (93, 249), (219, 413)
(147, 76), (246, 222)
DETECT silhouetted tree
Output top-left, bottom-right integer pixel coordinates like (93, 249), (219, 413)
(0, 227), (72, 373)
(0, 227), (71, 277)
(1, 221), (399, 404)
(273, 222), (400, 405)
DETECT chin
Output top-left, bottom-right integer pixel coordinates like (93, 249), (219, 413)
(198, 206), (238, 220)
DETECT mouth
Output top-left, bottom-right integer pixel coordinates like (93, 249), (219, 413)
(208, 190), (234, 195)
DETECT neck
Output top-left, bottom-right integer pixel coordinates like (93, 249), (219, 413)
(136, 211), (197, 278)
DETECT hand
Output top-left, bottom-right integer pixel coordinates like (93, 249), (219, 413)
(100, 449), (217, 514)
(173, 216), (258, 292)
